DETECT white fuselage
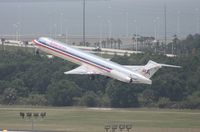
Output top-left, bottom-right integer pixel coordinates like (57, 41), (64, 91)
(33, 37), (151, 84)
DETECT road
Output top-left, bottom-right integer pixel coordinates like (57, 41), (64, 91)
(1, 40), (141, 56)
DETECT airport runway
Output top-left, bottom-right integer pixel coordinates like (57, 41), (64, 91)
(1, 131), (29, 132)
(1, 131), (56, 132)
(1, 131), (32, 132)
(0, 130), (69, 132)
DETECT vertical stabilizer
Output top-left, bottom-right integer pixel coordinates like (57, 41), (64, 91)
(141, 60), (181, 79)
(141, 60), (161, 78)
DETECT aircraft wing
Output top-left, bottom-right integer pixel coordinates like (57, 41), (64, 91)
(64, 65), (102, 75)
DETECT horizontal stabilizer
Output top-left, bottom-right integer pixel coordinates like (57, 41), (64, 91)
(159, 63), (181, 68)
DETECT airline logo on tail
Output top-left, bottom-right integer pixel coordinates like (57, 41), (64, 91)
(142, 69), (150, 75)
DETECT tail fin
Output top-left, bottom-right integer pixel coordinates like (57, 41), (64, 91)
(141, 60), (181, 78)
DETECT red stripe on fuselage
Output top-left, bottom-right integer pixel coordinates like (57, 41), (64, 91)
(33, 40), (111, 73)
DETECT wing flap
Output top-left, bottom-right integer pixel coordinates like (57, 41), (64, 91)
(64, 65), (101, 75)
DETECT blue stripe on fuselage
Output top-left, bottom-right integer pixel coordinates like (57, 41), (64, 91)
(37, 40), (112, 71)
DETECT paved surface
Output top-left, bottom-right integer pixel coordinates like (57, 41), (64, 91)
(1, 131), (31, 132)
(1, 131), (30, 132)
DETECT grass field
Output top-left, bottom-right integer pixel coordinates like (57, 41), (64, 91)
(0, 106), (200, 132)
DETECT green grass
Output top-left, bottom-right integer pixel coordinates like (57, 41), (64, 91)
(0, 106), (200, 132)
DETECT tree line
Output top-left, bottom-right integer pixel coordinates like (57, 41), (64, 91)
(0, 34), (200, 109)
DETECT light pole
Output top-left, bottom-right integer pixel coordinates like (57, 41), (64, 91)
(108, 4), (112, 39)
(134, 20), (138, 52)
(126, 124), (133, 132)
(108, 19), (112, 39)
(60, 12), (63, 35)
(13, 24), (18, 41)
(83, 0), (86, 46)
(156, 17), (160, 40)
(105, 124), (111, 132)
(164, 4), (167, 54)
(153, 19), (157, 41)
(126, 12), (129, 38)
(13, 22), (20, 41)
(54, 23), (57, 39)
(119, 124), (125, 132)
(195, 8), (200, 34)
(104, 121), (133, 132)
(98, 16), (102, 45)
(64, 19), (69, 43)
(153, 17), (160, 53)
(20, 112), (46, 132)
(65, 28), (68, 43)
(176, 11), (181, 37)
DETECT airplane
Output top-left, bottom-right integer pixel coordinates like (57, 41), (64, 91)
(33, 37), (180, 85)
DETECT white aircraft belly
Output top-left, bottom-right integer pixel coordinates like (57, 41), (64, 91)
(38, 45), (110, 75)
(38, 45), (82, 65)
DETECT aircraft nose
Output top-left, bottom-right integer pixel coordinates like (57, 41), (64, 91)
(32, 39), (38, 45)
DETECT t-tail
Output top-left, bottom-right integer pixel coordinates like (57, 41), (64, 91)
(140, 60), (181, 79)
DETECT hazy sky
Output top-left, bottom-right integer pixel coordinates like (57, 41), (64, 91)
(0, 0), (200, 39)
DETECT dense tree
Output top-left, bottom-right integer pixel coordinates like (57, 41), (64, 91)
(47, 80), (81, 106)
(139, 89), (157, 106)
(2, 87), (18, 104)
(106, 81), (139, 108)
(80, 91), (99, 107)
(0, 34), (200, 108)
